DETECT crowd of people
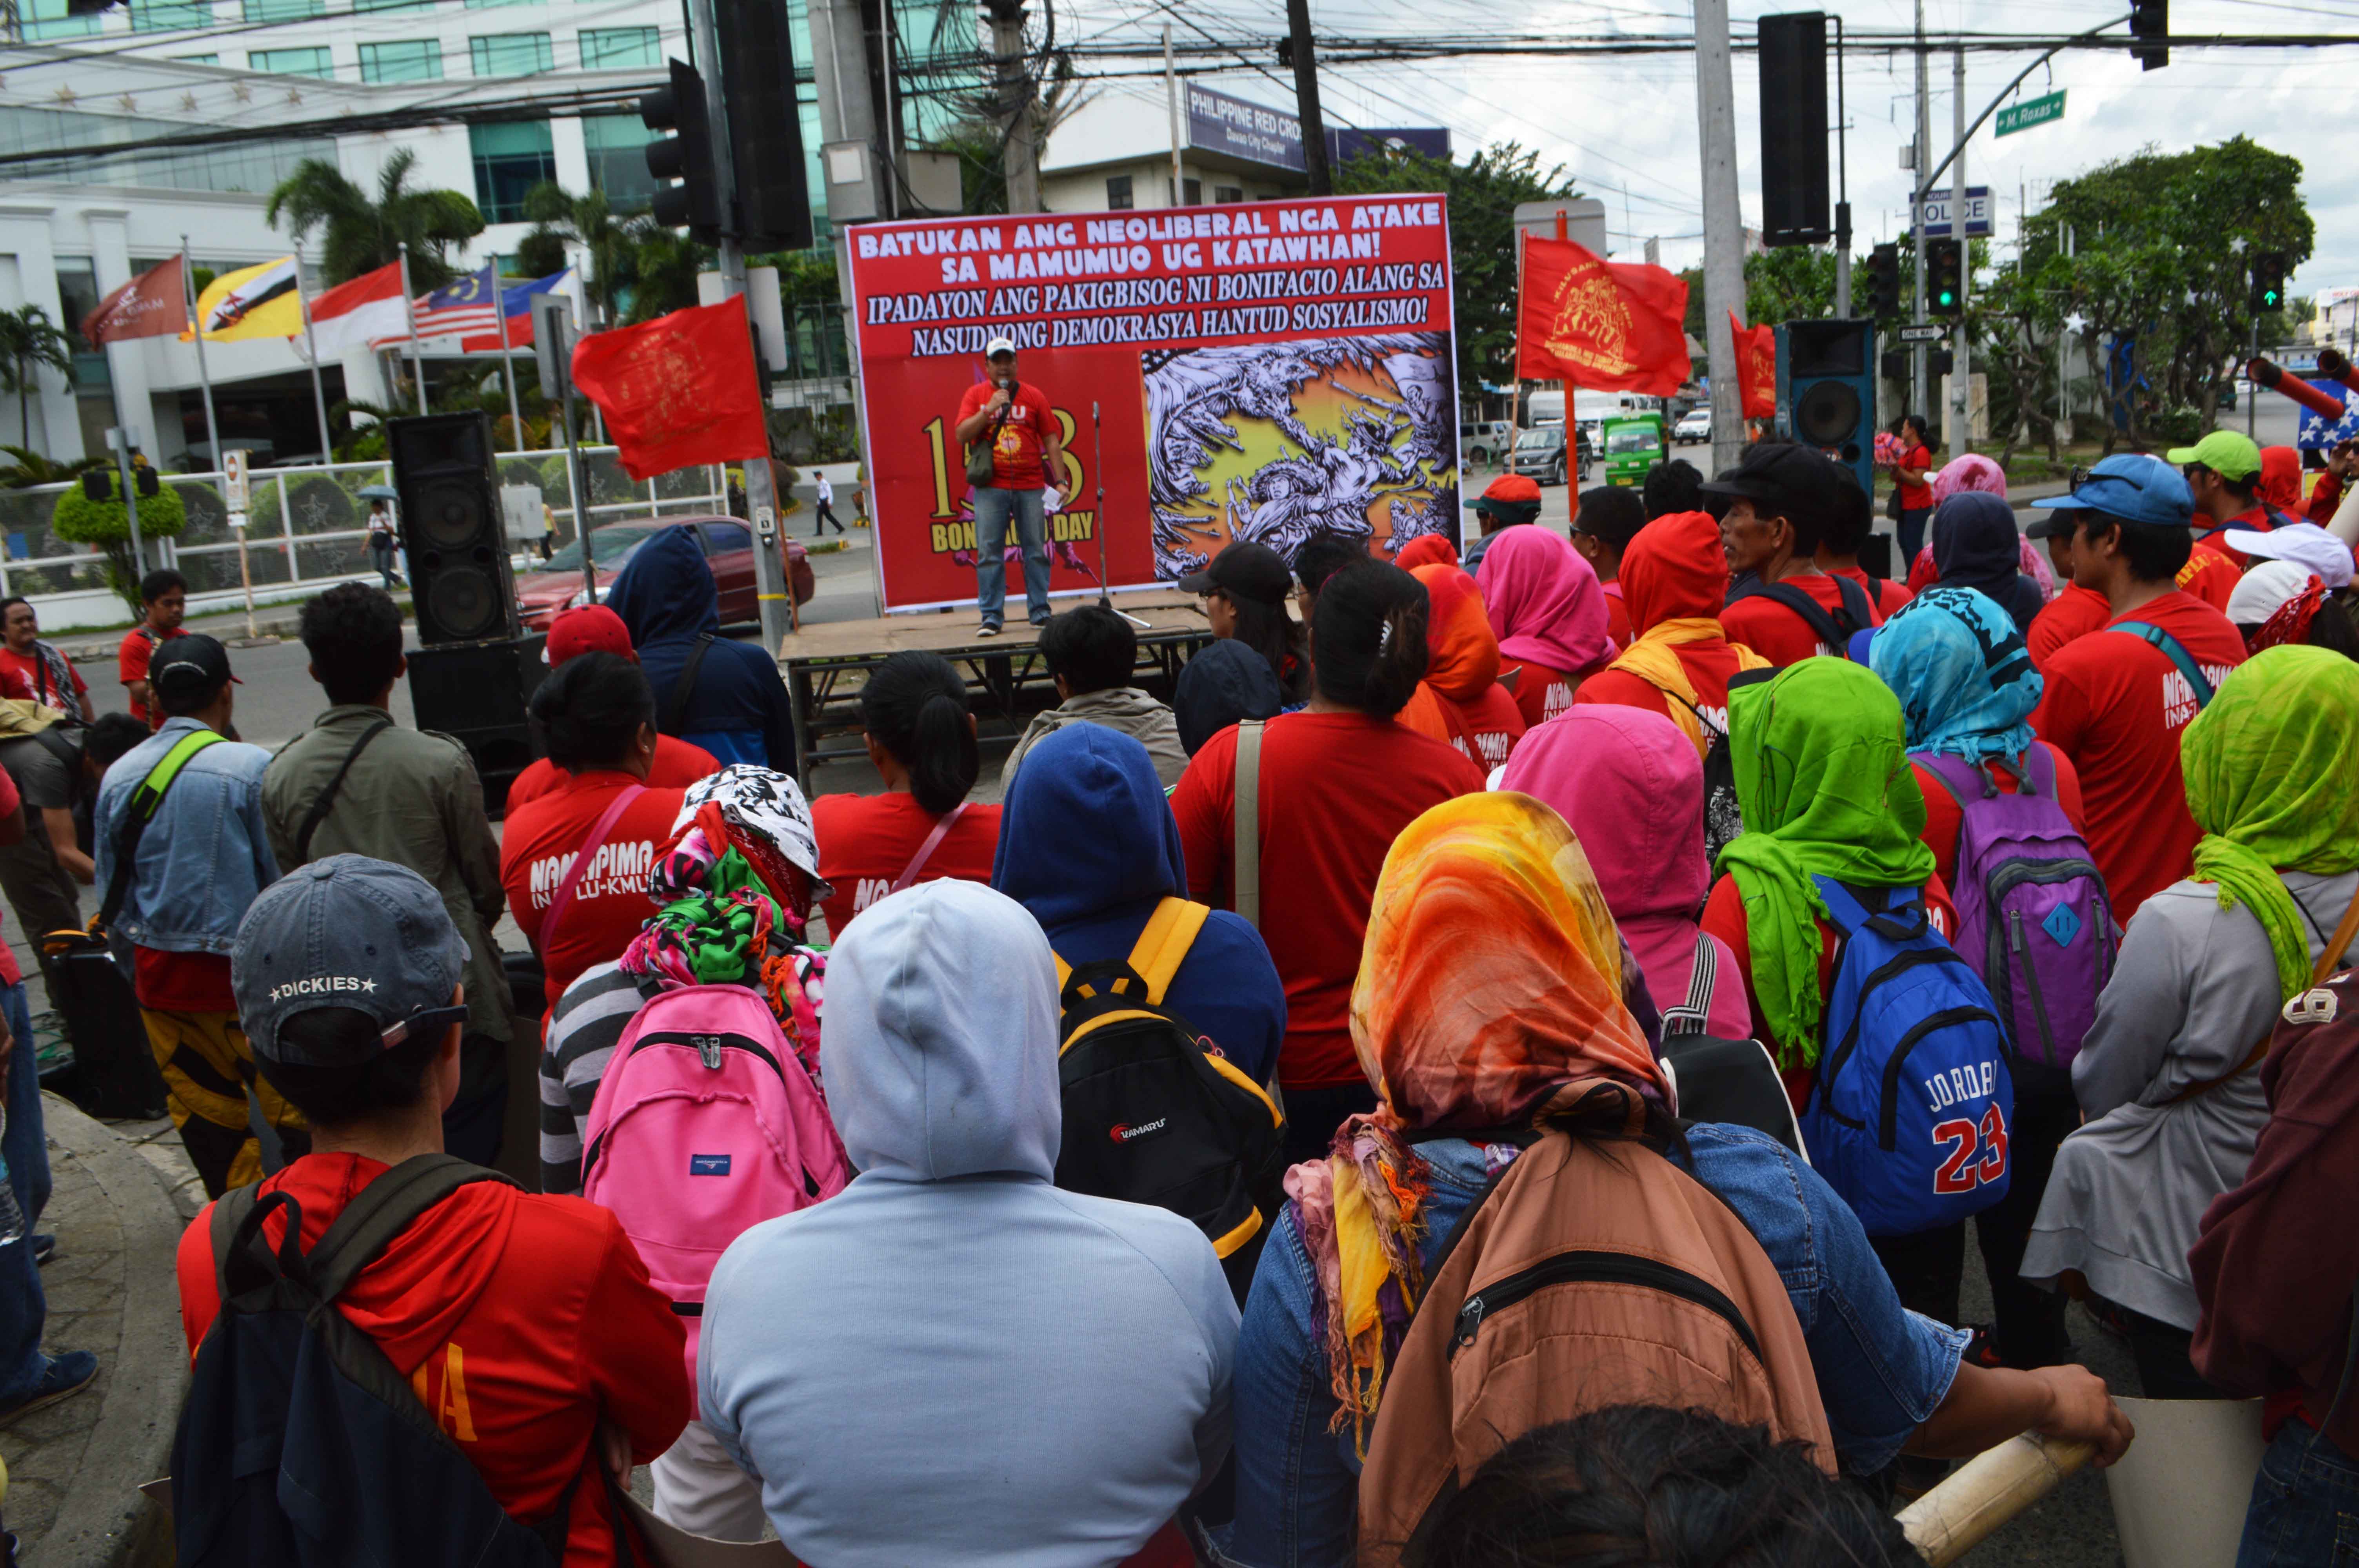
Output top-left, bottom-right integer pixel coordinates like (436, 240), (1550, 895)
(0, 426), (2349, 1566)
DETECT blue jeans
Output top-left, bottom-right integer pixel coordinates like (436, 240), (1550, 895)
(0, 980), (51, 1404)
(971, 486), (1050, 628)
(2239, 1417), (2359, 1565)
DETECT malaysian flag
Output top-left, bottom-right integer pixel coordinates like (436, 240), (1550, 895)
(393, 263), (504, 342)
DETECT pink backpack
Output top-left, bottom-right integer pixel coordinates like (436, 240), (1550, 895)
(580, 982), (850, 1415)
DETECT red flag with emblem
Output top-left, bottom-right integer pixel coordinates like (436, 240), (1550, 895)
(569, 295), (768, 481)
(1515, 236), (1690, 395)
(1730, 311), (1777, 419)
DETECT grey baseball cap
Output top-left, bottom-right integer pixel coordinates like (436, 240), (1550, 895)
(233, 855), (469, 1066)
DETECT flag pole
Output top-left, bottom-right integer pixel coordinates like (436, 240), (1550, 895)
(495, 271), (525, 453)
(398, 242), (426, 416)
(294, 253), (334, 461)
(180, 238), (223, 475)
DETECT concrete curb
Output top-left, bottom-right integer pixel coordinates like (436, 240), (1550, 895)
(33, 1098), (186, 1568)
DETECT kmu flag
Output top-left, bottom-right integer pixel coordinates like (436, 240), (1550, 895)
(570, 295), (768, 482)
(1516, 237), (1690, 396)
(1730, 311), (1777, 419)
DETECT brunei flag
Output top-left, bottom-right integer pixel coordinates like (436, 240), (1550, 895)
(188, 256), (302, 342)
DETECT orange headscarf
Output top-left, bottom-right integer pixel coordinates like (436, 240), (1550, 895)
(1392, 532), (1461, 571)
(1288, 793), (1664, 1450)
(1397, 562), (1502, 740)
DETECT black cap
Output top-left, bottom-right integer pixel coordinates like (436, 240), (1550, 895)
(2023, 511), (2077, 541)
(1178, 539), (1292, 605)
(1699, 441), (1842, 523)
(149, 633), (240, 704)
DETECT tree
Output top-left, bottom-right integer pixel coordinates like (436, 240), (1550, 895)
(0, 445), (104, 489)
(265, 149), (486, 289)
(52, 464), (188, 614)
(623, 228), (711, 324)
(518, 183), (645, 327)
(0, 305), (74, 450)
(1334, 143), (1579, 398)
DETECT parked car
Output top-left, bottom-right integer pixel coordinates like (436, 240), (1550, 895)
(1510, 426), (1576, 487)
(514, 515), (813, 632)
(1459, 419), (1512, 467)
(1674, 408), (1712, 445)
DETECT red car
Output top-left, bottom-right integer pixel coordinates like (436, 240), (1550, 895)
(515, 515), (814, 632)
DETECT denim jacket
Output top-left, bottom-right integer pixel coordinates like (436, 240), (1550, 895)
(93, 717), (279, 955)
(1222, 1123), (1970, 1568)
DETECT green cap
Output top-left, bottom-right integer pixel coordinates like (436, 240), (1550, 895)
(2165, 430), (2263, 480)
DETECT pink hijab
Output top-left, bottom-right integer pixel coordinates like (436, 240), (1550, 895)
(1908, 454), (2056, 601)
(1499, 706), (1753, 1040)
(1474, 526), (1618, 677)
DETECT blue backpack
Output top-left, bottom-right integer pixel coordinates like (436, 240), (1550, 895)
(1800, 877), (2015, 1238)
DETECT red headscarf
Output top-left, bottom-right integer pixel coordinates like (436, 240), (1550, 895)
(1391, 533), (1460, 572)
(2259, 446), (2304, 516)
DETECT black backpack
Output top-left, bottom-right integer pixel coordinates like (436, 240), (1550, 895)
(172, 1155), (628, 1568)
(1725, 572), (1877, 654)
(1647, 685), (1745, 870)
(1053, 897), (1287, 1303)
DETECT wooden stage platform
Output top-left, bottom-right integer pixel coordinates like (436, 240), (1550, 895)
(773, 590), (1214, 778)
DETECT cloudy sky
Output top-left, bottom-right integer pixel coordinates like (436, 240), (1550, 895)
(1058, 0), (2348, 303)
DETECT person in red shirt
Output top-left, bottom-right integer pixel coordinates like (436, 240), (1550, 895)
(179, 857), (689, 1567)
(0, 598), (88, 723)
(118, 567), (186, 730)
(1818, 466), (1913, 619)
(2026, 454), (2248, 920)
(1171, 559), (1485, 1162)
(1570, 485), (1648, 645)
(1397, 563), (1526, 768)
(1889, 414), (1937, 563)
(1474, 526), (1617, 725)
(953, 338), (1064, 634)
(506, 608), (718, 811)
(810, 651), (1001, 939)
(1712, 442), (1884, 665)
(500, 654), (693, 1010)
(1576, 509), (1769, 750)
(2025, 512), (2114, 669)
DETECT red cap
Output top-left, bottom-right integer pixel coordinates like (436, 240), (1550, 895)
(545, 606), (634, 666)
(1484, 473), (1543, 505)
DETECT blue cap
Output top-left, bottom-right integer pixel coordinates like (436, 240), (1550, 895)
(233, 855), (469, 1066)
(2026, 454), (2194, 530)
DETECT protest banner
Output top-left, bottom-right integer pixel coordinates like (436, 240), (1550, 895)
(845, 194), (1459, 612)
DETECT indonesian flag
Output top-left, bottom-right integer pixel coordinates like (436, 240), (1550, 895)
(571, 295), (769, 482)
(301, 261), (407, 359)
(82, 256), (187, 346)
(1516, 236), (1691, 396)
(1731, 311), (1777, 419)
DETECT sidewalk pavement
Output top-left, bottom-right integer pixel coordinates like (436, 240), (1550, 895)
(2, 1096), (190, 1568)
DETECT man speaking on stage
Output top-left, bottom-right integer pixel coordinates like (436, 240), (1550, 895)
(954, 336), (1063, 635)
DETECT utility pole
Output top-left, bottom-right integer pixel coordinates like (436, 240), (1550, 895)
(983, 0), (1041, 213)
(1950, 46), (1971, 454)
(688, 0), (794, 658)
(1911, 0), (1930, 421)
(1284, 0), (1332, 196)
(1694, 0), (1745, 475)
(1832, 18), (1851, 319)
(810, 0), (889, 617)
(1165, 25), (1184, 207)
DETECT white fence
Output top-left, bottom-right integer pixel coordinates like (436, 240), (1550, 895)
(1, 448), (732, 632)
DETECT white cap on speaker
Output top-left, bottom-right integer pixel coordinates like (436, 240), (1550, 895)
(985, 335), (1017, 358)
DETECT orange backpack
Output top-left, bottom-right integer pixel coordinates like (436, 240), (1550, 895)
(1357, 1103), (1835, 1566)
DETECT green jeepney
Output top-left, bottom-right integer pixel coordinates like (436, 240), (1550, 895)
(1601, 414), (1667, 488)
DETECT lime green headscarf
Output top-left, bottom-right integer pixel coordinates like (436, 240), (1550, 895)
(2182, 645), (2359, 1001)
(1717, 659), (1938, 1066)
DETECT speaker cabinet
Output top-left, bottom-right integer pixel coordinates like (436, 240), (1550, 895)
(1757, 13), (1830, 247)
(408, 634), (547, 816)
(389, 411), (521, 646)
(1778, 318), (1877, 501)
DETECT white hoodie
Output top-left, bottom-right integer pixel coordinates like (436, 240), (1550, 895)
(699, 879), (1238, 1567)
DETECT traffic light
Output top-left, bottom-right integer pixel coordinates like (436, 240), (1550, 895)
(718, 0), (812, 250)
(1865, 243), (1901, 315)
(2131, 0), (2168, 70)
(2250, 251), (2288, 315)
(642, 59), (722, 242)
(1927, 237), (1964, 317)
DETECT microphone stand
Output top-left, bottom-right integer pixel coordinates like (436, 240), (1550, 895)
(1093, 397), (1148, 628)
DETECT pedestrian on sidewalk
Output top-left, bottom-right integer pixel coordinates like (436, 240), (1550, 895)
(117, 569), (185, 733)
(811, 470), (844, 536)
(263, 584), (515, 1167)
(365, 499), (402, 590)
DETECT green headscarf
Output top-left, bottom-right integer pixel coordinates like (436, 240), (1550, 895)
(2182, 645), (2359, 1000)
(1717, 659), (1938, 1066)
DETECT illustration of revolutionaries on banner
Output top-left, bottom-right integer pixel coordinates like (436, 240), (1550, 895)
(845, 195), (1460, 612)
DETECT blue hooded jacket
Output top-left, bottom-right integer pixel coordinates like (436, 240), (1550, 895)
(605, 524), (796, 771)
(993, 723), (1285, 1084)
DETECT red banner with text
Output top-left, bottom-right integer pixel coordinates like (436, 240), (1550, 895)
(847, 196), (1459, 612)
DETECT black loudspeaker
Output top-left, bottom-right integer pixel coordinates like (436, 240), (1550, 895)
(408, 634), (547, 815)
(1778, 318), (1877, 499)
(1757, 13), (1830, 247)
(389, 411), (520, 646)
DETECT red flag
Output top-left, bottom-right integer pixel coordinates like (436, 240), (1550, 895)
(82, 256), (187, 346)
(570, 296), (769, 482)
(1516, 236), (1690, 395)
(1730, 311), (1777, 419)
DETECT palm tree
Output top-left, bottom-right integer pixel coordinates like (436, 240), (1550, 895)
(265, 148), (486, 289)
(0, 444), (104, 489)
(0, 306), (75, 450)
(518, 183), (646, 327)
